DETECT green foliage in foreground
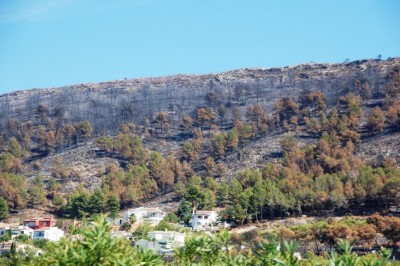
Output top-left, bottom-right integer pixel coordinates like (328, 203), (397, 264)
(33, 216), (163, 266)
(174, 233), (396, 266)
(1, 216), (398, 266)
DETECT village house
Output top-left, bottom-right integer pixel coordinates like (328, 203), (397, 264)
(148, 231), (186, 244)
(56, 219), (83, 234)
(191, 210), (219, 231)
(106, 216), (125, 227)
(23, 217), (57, 230)
(0, 226), (10, 237)
(0, 222), (19, 237)
(32, 227), (64, 241)
(10, 226), (34, 238)
(135, 231), (186, 254)
(0, 243), (43, 257)
(124, 207), (166, 225)
(0, 243), (12, 256)
(110, 230), (133, 241)
(16, 244), (43, 256)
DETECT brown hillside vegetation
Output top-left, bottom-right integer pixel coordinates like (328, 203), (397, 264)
(0, 58), (399, 222)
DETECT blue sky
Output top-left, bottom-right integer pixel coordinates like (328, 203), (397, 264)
(0, 0), (399, 93)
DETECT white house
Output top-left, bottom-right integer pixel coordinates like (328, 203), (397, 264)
(124, 207), (166, 225)
(0, 227), (10, 237)
(110, 230), (133, 240)
(191, 210), (219, 231)
(16, 244), (43, 256)
(136, 231), (186, 254)
(0, 223), (19, 237)
(106, 217), (125, 226)
(148, 231), (186, 244)
(32, 227), (64, 241)
(10, 226), (34, 238)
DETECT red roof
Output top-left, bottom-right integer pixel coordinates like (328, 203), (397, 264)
(23, 217), (56, 229)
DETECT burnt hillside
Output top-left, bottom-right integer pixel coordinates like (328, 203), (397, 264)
(0, 57), (399, 218)
(1, 58), (397, 136)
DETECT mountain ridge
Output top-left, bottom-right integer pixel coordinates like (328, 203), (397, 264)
(1, 58), (398, 136)
(2, 58), (389, 95)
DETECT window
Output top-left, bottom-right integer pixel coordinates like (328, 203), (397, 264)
(197, 215), (202, 219)
(34, 231), (45, 237)
(204, 216), (209, 219)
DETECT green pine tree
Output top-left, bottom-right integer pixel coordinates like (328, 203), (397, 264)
(0, 196), (9, 220)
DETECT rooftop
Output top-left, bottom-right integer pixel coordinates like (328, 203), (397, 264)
(194, 210), (217, 215)
(34, 227), (60, 231)
(0, 223), (19, 228)
(23, 217), (55, 222)
(126, 207), (165, 213)
(10, 226), (33, 230)
(149, 231), (185, 236)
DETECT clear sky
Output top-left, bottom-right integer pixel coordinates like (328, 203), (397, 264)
(0, 0), (399, 94)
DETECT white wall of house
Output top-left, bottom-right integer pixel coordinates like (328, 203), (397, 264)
(146, 212), (165, 224)
(123, 207), (166, 225)
(148, 231), (186, 244)
(191, 211), (218, 230)
(0, 227), (9, 236)
(136, 231), (186, 254)
(11, 226), (34, 238)
(32, 227), (64, 241)
(106, 217), (124, 226)
(135, 239), (159, 252)
(16, 244), (43, 256)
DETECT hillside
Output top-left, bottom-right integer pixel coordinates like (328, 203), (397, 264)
(1, 58), (397, 135)
(0, 57), (399, 220)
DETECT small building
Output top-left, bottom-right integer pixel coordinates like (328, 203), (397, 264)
(16, 244), (43, 256)
(191, 210), (219, 231)
(57, 219), (82, 233)
(0, 243), (12, 256)
(110, 230), (133, 240)
(124, 207), (166, 225)
(148, 231), (186, 244)
(136, 231), (186, 254)
(0, 223), (19, 237)
(0, 226), (10, 237)
(32, 227), (64, 241)
(23, 217), (57, 230)
(10, 226), (34, 238)
(0, 242), (43, 256)
(106, 217), (125, 227)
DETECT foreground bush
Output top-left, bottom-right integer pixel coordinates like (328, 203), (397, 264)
(1, 216), (397, 265)
(33, 216), (163, 266)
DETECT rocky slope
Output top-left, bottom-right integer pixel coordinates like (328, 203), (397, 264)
(1, 58), (397, 135)
(1, 58), (400, 199)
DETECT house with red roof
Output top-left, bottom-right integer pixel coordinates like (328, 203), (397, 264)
(23, 217), (56, 230)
